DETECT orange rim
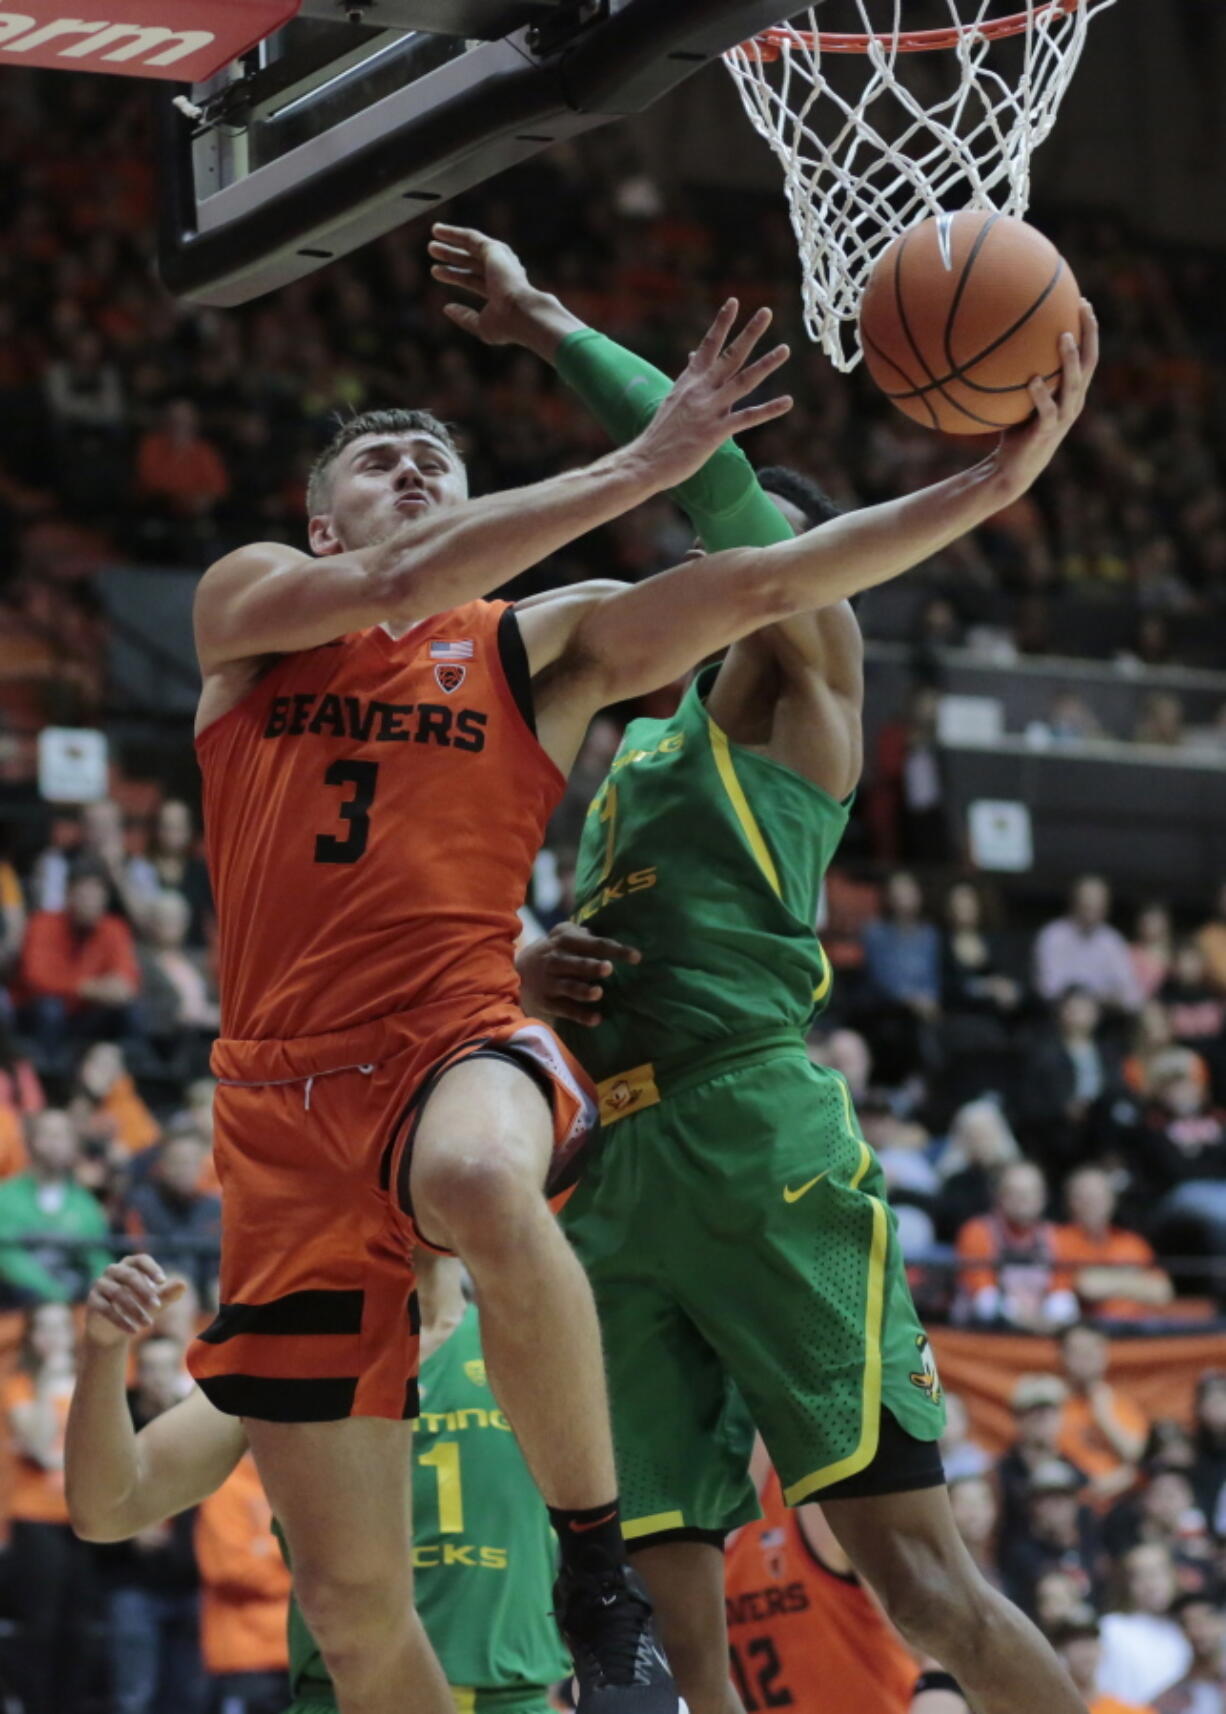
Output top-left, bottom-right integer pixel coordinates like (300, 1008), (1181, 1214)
(736, 0), (1080, 57)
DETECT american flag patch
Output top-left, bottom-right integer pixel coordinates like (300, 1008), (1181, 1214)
(429, 639), (474, 661)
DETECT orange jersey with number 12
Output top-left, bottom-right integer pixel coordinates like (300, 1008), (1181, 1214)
(198, 600), (561, 1045)
(725, 1470), (917, 1714)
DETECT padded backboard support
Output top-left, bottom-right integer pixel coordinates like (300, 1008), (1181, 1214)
(156, 0), (785, 307)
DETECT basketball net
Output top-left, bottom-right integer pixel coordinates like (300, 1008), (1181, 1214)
(724, 0), (1117, 371)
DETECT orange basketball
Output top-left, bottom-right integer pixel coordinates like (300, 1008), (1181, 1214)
(858, 211), (1082, 434)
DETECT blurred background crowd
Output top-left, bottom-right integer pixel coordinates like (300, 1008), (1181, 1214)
(0, 26), (1222, 1714)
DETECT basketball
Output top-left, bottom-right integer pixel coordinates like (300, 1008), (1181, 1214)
(857, 211), (1082, 434)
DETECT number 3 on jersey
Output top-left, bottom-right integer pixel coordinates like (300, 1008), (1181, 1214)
(315, 761), (379, 864)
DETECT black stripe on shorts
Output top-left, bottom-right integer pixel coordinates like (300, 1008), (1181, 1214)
(198, 1289), (365, 1344)
(200, 1373), (359, 1422)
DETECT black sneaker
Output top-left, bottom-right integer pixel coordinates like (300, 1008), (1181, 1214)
(554, 1565), (678, 1714)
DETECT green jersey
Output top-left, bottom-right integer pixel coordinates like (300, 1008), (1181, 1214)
(285, 1305), (567, 1712)
(562, 665), (848, 1084)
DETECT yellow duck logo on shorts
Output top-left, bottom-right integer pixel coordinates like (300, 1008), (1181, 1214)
(909, 1335), (943, 1406)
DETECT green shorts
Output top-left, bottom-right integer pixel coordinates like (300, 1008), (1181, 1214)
(562, 1035), (946, 1541)
(287, 1685), (552, 1714)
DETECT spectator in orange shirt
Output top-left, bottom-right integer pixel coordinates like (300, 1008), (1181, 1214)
(4, 1301), (96, 1714)
(136, 398), (229, 520)
(19, 863), (141, 1071)
(955, 1161), (1080, 1332)
(1053, 1167), (1174, 1321)
(68, 1040), (160, 1160)
(1057, 1324), (1149, 1504)
(1051, 1608), (1156, 1714)
(0, 1016), (44, 1179)
(194, 1451), (291, 1714)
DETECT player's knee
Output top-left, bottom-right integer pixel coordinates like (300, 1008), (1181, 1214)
(414, 1146), (539, 1255)
(294, 1560), (414, 1669)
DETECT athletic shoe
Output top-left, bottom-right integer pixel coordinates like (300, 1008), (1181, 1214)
(554, 1565), (678, 1714)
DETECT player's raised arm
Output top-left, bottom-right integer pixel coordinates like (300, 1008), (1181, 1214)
(193, 298), (791, 673)
(65, 1256), (245, 1542)
(430, 222), (793, 557)
(552, 303), (1097, 708)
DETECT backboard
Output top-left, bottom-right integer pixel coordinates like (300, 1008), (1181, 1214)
(156, 0), (787, 307)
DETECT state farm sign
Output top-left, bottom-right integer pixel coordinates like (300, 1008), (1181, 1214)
(0, 1), (300, 80)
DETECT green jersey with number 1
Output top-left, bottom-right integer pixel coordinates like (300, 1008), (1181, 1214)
(563, 663), (848, 1085)
(284, 1305), (567, 1714)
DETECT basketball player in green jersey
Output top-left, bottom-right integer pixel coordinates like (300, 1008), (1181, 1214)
(65, 1253), (568, 1714)
(430, 226), (1094, 1714)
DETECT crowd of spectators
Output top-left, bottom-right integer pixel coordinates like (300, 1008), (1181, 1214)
(936, 1354), (1226, 1714)
(0, 68), (1225, 758)
(0, 784), (1222, 1709)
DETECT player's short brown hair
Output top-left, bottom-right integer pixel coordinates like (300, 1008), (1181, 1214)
(307, 409), (461, 515)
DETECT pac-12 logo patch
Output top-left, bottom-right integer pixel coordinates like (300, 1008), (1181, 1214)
(435, 663), (466, 694)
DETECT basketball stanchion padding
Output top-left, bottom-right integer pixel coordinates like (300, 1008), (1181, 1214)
(0, 0), (299, 81)
(725, 0), (1117, 372)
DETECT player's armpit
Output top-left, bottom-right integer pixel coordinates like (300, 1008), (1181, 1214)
(555, 549), (779, 706)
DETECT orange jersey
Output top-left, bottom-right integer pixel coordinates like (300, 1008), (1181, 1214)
(3, 1373), (71, 1525)
(198, 600), (561, 1046)
(194, 1452), (290, 1676)
(725, 1471), (917, 1714)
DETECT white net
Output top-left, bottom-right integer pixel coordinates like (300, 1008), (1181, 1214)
(724, 0), (1117, 371)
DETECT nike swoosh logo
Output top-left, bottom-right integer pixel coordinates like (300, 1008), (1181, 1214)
(569, 1508), (619, 1534)
(783, 1171), (829, 1204)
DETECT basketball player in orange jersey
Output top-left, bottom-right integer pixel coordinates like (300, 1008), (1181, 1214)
(725, 1455), (970, 1714)
(189, 224), (1092, 1714)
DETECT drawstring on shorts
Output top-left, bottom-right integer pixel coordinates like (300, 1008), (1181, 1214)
(220, 1062), (377, 1111)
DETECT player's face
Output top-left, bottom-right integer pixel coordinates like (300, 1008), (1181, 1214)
(315, 432), (468, 552)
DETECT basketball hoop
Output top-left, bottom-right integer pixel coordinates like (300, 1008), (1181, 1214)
(725, 0), (1117, 370)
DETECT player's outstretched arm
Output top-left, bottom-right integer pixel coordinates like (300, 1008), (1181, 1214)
(65, 1255), (245, 1543)
(555, 304), (1097, 707)
(429, 222), (792, 556)
(434, 223), (870, 797)
(194, 300), (791, 671)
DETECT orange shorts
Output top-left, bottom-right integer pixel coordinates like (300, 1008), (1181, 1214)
(188, 1004), (597, 1423)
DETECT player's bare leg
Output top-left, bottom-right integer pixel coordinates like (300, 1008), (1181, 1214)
(243, 1417), (454, 1714)
(410, 1054), (675, 1709)
(823, 1485), (1086, 1714)
(410, 1056), (617, 1507)
(630, 1541), (744, 1714)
